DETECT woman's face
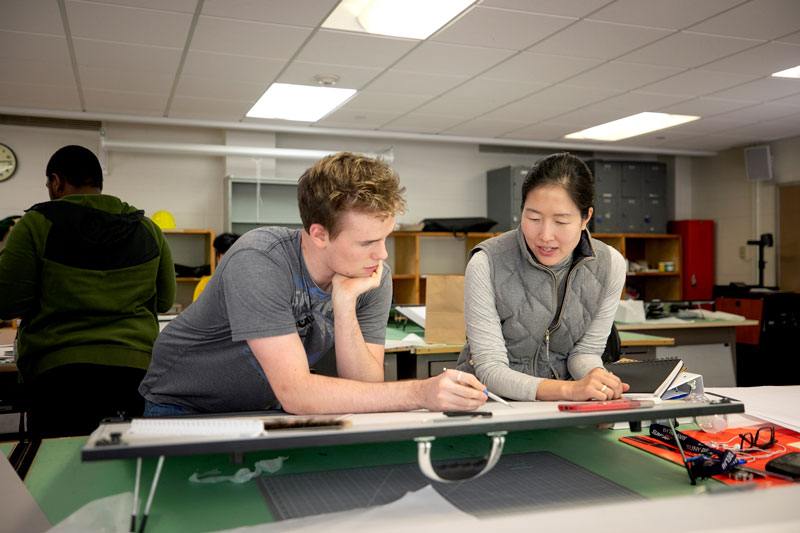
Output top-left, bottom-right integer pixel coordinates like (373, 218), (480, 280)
(520, 185), (592, 267)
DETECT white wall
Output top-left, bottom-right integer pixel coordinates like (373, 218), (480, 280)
(690, 142), (788, 287)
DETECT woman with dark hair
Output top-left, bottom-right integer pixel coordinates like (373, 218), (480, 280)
(456, 153), (629, 401)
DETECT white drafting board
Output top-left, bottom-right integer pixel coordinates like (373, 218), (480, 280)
(82, 399), (743, 462)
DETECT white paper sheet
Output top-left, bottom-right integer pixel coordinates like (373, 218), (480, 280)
(393, 306), (426, 328)
(383, 333), (427, 349)
(706, 385), (800, 432)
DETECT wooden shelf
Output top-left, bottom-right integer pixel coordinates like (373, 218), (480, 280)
(387, 231), (501, 304)
(593, 233), (683, 301)
(163, 229), (216, 310)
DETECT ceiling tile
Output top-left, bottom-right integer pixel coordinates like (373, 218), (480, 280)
(478, 0), (610, 18)
(771, 92), (800, 107)
(589, 91), (688, 113)
(776, 31), (800, 45)
(413, 95), (501, 118)
(0, 81), (81, 110)
(192, 15), (312, 59)
(588, 0), (743, 30)
(567, 61), (684, 91)
(723, 114), (800, 139)
(341, 91), (430, 114)
(367, 70), (468, 96)
(690, 0), (800, 40)
(66, 0), (193, 48)
(501, 121), (585, 141)
(638, 69), (759, 97)
(447, 78), (548, 104)
(277, 60), (382, 90)
(703, 42), (800, 76)
(297, 29), (417, 69)
(83, 88), (168, 115)
(529, 20), (672, 60)
(707, 77), (800, 102)
(713, 102), (800, 123)
(175, 75), (265, 102)
(201, 0), (337, 26)
(0, 31), (70, 64)
(0, 0), (64, 35)
(80, 65), (173, 93)
(431, 5), (575, 50)
(169, 95), (252, 120)
(657, 97), (755, 116)
(316, 108), (403, 129)
(482, 85), (620, 122)
(88, 0), (197, 13)
(548, 107), (635, 128)
(481, 52), (602, 84)
(381, 113), (465, 134)
(73, 38), (182, 73)
(0, 58), (75, 86)
(668, 133), (754, 151)
(392, 42), (514, 77)
(182, 50), (284, 84)
(619, 31), (761, 68)
(441, 117), (530, 137)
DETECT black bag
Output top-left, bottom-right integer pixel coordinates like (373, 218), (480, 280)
(421, 217), (497, 234)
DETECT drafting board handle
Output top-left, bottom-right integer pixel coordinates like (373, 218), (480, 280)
(414, 431), (507, 483)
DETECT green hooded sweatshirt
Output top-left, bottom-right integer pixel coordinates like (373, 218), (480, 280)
(0, 194), (175, 381)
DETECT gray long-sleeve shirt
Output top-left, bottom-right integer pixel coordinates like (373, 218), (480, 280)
(464, 248), (626, 400)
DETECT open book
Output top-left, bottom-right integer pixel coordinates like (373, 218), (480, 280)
(606, 358), (684, 399)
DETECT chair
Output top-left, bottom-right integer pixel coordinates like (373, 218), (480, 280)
(601, 323), (621, 364)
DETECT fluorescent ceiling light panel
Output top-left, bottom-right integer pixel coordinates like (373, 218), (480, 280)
(247, 83), (356, 122)
(322, 0), (474, 39)
(564, 112), (700, 141)
(357, 0), (473, 39)
(771, 65), (800, 78)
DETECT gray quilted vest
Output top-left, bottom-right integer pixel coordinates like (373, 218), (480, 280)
(456, 228), (615, 380)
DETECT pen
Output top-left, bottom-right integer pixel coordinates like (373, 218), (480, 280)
(484, 389), (511, 407)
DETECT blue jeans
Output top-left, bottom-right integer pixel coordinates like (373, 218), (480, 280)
(144, 399), (189, 417)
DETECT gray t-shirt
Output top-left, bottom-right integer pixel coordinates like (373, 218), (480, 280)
(139, 227), (393, 413)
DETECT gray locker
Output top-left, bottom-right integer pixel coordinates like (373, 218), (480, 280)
(591, 161), (621, 233)
(621, 163), (644, 198)
(620, 197), (644, 233)
(642, 163), (667, 233)
(487, 166), (528, 232)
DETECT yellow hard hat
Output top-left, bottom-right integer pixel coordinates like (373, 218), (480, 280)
(152, 210), (176, 230)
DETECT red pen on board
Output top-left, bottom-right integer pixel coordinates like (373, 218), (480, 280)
(558, 399), (655, 412)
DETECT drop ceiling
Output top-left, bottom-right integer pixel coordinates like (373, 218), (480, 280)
(2, 0), (800, 154)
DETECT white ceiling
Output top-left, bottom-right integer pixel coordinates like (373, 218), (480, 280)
(2, 0), (800, 154)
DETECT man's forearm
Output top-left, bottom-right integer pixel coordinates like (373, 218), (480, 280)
(332, 294), (384, 381)
(279, 373), (422, 414)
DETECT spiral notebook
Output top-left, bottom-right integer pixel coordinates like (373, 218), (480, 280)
(606, 358), (684, 398)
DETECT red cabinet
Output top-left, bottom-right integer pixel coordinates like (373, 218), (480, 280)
(667, 220), (714, 300)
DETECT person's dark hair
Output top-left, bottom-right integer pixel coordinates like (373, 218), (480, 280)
(297, 152), (406, 239)
(45, 145), (103, 189)
(521, 152), (594, 219)
(213, 233), (240, 255)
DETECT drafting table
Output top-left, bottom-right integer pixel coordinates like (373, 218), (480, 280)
(22, 402), (755, 532)
(616, 319), (759, 386)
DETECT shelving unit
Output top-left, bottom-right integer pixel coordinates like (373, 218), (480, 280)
(224, 177), (302, 234)
(593, 233), (683, 301)
(387, 232), (500, 305)
(162, 229), (215, 311)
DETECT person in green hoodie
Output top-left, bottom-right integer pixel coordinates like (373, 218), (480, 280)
(0, 145), (175, 437)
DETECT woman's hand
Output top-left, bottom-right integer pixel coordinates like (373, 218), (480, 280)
(566, 367), (629, 401)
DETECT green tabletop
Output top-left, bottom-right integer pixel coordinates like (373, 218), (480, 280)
(25, 426), (718, 531)
(1, 441), (15, 457)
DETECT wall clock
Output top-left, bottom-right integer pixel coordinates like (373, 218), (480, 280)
(0, 143), (18, 182)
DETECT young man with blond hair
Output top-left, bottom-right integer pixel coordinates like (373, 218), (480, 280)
(140, 152), (487, 415)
